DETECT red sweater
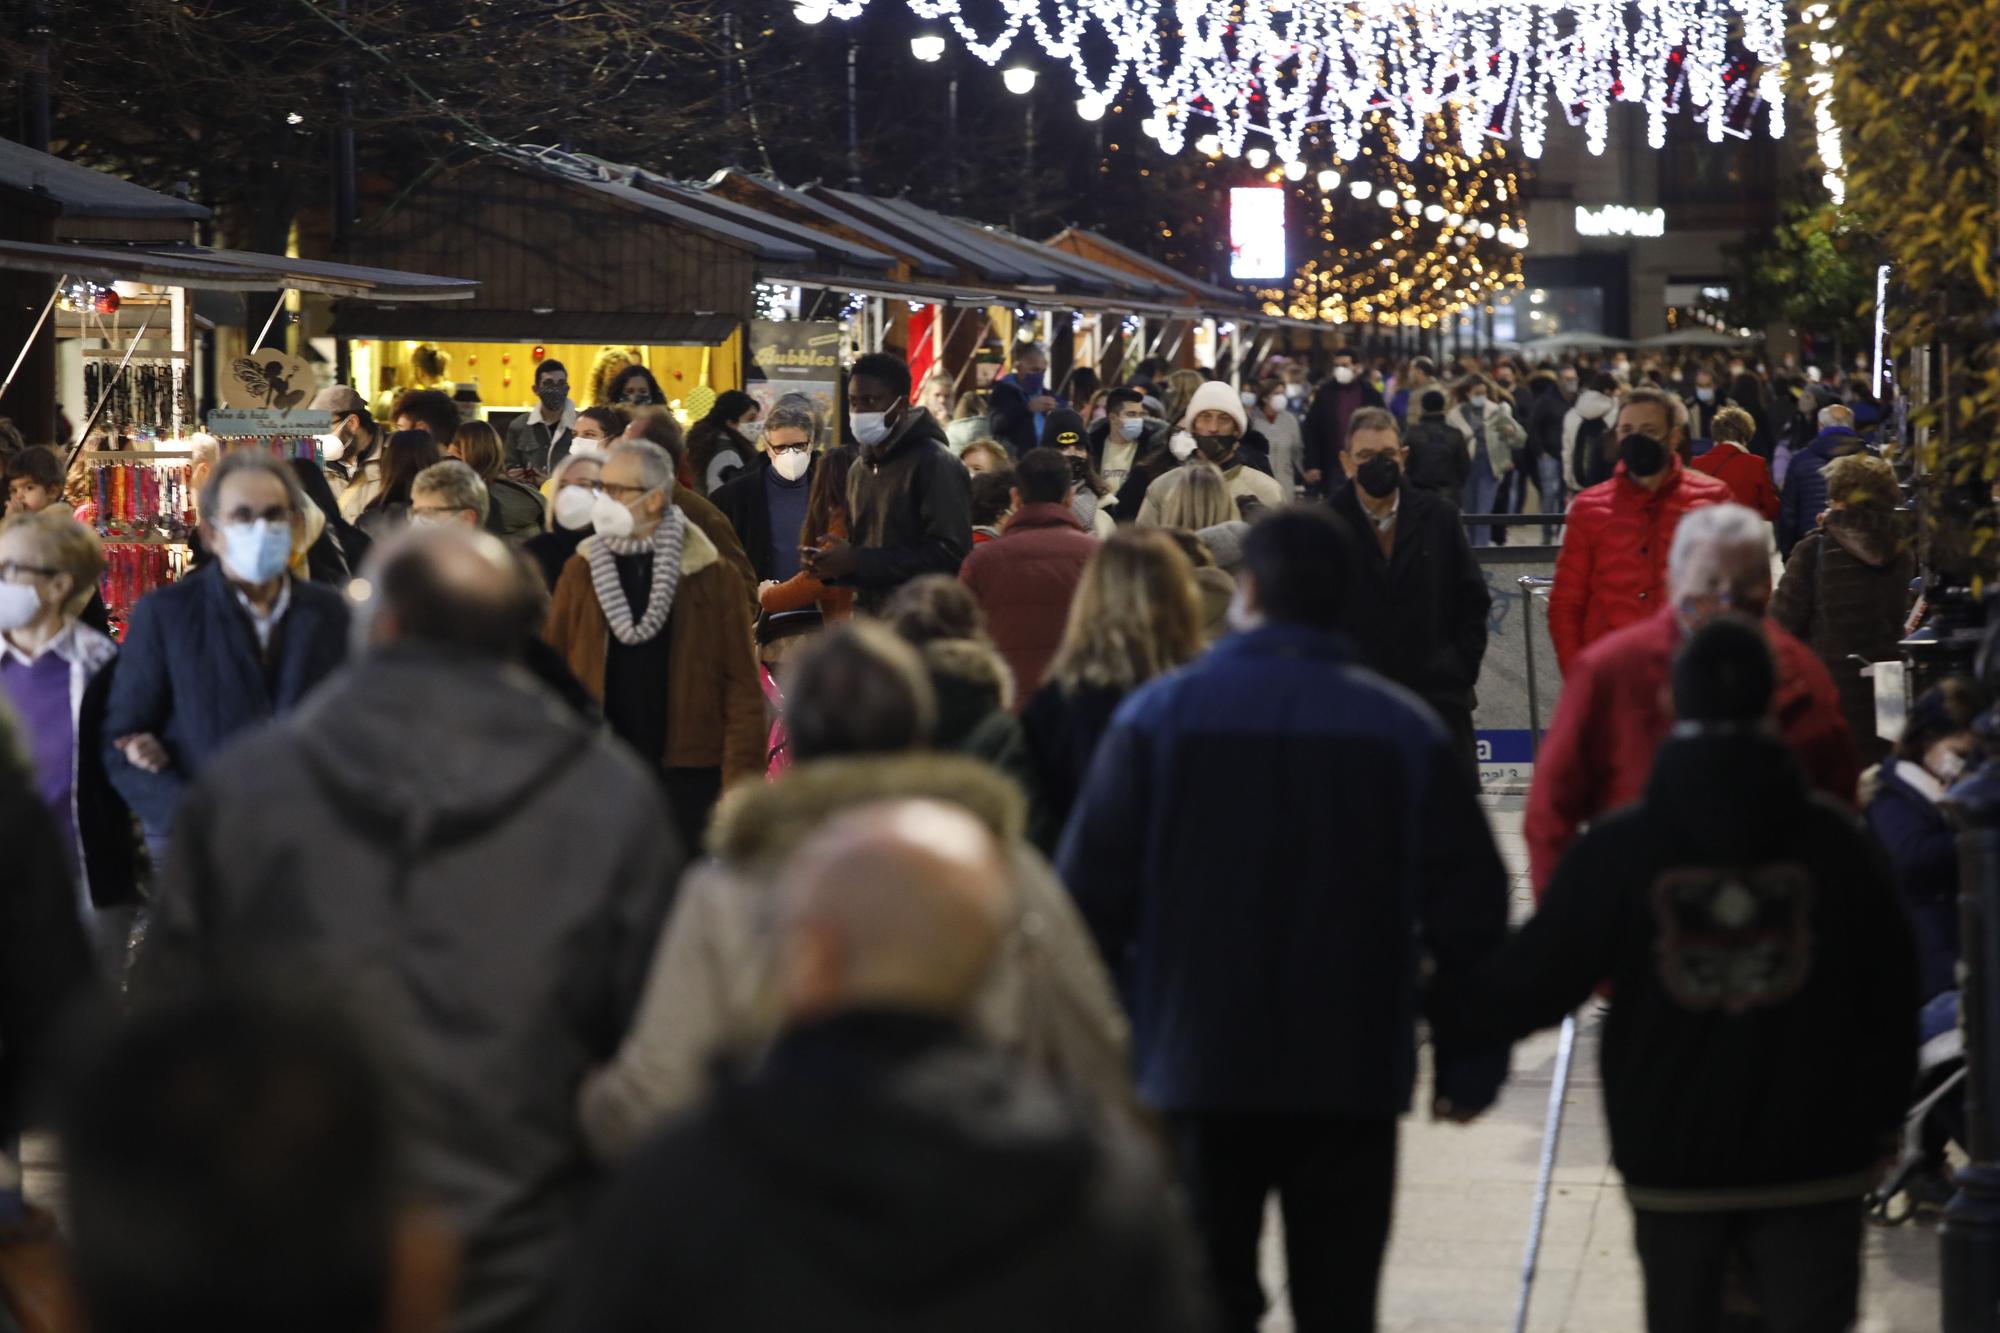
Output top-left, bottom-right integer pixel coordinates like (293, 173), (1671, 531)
(1525, 608), (1860, 892)
(1691, 442), (1781, 520)
(1548, 458), (1731, 674)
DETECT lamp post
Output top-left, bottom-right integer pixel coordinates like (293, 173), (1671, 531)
(846, 36), (862, 189)
(1003, 66), (1037, 233)
(909, 34), (959, 207)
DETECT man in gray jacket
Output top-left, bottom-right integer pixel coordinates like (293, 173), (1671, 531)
(139, 526), (684, 1333)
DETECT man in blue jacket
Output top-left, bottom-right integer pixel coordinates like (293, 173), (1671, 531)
(1057, 504), (1510, 1333)
(1775, 402), (1867, 556)
(103, 450), (349, 859)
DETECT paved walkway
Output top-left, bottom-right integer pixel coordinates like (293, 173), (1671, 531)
(1256, 796), (1943, 1332)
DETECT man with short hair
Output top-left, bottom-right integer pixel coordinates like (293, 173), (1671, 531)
(1684, 365), (1723, 439)
(102, 451), (349, 857)
(1059, 505), (1509, 1333)
(140, 526), (685, 1333)
(959, 445), (1098, 699)
(1776, 402), (1867, 556)
(310, 384), (387, 518)
(804, 353), (970, 613)
(544, 439), (763, 847)
(1087, 386), (1169, 520)
(411, 459), (490, 529)
(1547, 386), (1731, 674)
(1389, 354), (1435, 423)
(505, 359), (577, 478)
(562, 800), (1206, 1333)
(62, 991), (460, 1333)
(986, 341), (1063, 458)
(391, 387), (461, 445)
(1527, 503), (1858, 890)
(1303, 347), (1385, 490)
(1328, 408), (1490, 769)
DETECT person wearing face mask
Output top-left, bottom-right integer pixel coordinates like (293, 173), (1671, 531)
(604, 364), (667, 412)
(1251, 376), (1305, 497)
(504, 359), (577, 479)
(543, 439), (763, 850)
(0, 511), (139, 951)
(1136, 381), (1283, 526)
(802, 353), (970, 615)
(309, 385), (387, 516)
(1527, 503), (1857, 892)
(101, 451), (350, 862)
(1445, 374), (1527, 547)
(1683, 366), (1723, 440)
(1563, 371), (1623, 491)
(1044, 410), (1117, 538)
(1302, 348), (1385, 493)
(1443, 618), (1913, 1333)
(1327, 408), (1490, 771)
(1548, 387), (1731, 675)
(524, 419), (615, 592)
(712, 397), (821, 590)
(1085, 387), (1169, 523)
(687, 389), (762, 495)
(985, 342), (1067, 458)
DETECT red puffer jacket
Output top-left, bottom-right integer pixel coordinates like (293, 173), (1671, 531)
(1525, 607), (1859, 892)
(1690, 442), (1781, 520)
(958, 502), (1098, 701)
(1548, 457), (1730, 674)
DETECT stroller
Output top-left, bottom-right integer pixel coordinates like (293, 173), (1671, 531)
(1869, 990), (1968, 1224)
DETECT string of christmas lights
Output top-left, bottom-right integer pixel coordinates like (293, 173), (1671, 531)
(795, 0), (1786, 160)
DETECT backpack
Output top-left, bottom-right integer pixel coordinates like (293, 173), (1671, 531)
(1572, 416), (1613, 489)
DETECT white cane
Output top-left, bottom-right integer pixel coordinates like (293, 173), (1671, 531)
(1513, 1012), (1578, 1333)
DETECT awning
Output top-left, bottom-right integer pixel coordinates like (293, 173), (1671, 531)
(0, 238), (476, 300)
(0, 140), (210, 223)
(328, 307), (741, 346)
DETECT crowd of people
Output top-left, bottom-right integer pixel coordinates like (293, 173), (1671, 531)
(0, 330), (1956, 1333)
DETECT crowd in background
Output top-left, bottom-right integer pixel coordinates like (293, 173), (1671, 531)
(0, 325), (1956, 1333)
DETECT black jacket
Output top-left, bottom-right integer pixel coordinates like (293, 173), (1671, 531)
(1441, 732), (1917, 1203)
(843, 409), (971, 610)
(1085, 418), (1170, 524)
(713, 454), (816, 584)
(1328, 480), (1491, 713)
(1528, 386), (1570, 461)
(1021, 680), (1130, 855)
(557, 1009), (1210, 1333)
(1402, 414), (1471, 505)
(1303, 378), (1385, 478)
(140, 650), (685, 1333)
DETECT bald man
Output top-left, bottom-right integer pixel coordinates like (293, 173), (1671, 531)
(561, 801), (1211, 1333)
(141, 526), (685, 1333)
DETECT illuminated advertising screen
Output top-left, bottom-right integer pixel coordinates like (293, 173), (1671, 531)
(1229, 187), (1287, 280)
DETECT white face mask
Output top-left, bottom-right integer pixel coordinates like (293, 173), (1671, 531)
(1333, 366), (1356, 385)
(589, 492), (640, 539)
(1264, 395), (1287, 414)
(319, 432), (347, 464)
(851, 411), (891, 448)
(771, 449), (811, 483)
(1240, 390), (1259, 407)
(553, 484), (597, 531)
(1119, 417), (1146, 441)
(0, 581), (44, 632)
(1469, 392), (1489, 408)
(219, 519), (293, 584)
(1928, 746), (1969, 785)
(1169, 432), (1198, 462)
(569, 437), (608, 462)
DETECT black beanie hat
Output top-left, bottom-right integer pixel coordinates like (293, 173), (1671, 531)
(1672, 617), (1775, 724)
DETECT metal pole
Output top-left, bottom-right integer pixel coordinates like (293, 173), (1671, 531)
(251, 291), (289, 352)
(1514, 1014), (1579, 1333)
(846, 38), (862, 190)
(25, 0), (52, 151)
(69, 306), (157, 462)
(1022, 93), (1037, 234)
(947, 63), (961, 208)
(0, 277), (64, 407)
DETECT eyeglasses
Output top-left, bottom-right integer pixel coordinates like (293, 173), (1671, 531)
(767, 442), (811, 456)
(409, 504), (465, 521)
(599, 482), (654, 501)
(0, 560), (58, 583)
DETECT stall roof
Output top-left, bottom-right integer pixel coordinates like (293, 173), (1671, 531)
(807, 188), (1054, 288)
(329, 307), (739, 346)
(0, 238), (477, 299)
(705, 171), (958, 279)
(0, 139), (210, 222)
(1044, 226), (1246, 307)
(614, 171), (898, 275)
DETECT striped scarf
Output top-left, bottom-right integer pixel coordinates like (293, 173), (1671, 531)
(586, 506), (687, 646)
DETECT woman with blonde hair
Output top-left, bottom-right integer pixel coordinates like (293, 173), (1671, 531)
(1020, 529), (1205, 850)
(1162, 367), (1206, 431)
(1144, 458), (1237, 531)
(449, 420), (548, 545)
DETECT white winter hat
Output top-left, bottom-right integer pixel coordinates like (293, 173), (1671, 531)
(1180, 379), (1249, 434)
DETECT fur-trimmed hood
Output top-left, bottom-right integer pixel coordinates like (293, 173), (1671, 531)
(707, 751), (1027, 868)
(921, 636), (1016, 712)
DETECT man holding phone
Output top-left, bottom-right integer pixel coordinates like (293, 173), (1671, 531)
(803, 354), (970, 615)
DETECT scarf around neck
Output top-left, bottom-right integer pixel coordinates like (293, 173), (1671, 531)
(587, 505), (688, 646)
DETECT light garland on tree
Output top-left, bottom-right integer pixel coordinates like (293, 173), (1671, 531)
(1800, 2), (1844, 204)
(1252, 112), (1528, 327)
(797, 0), (1785, 159)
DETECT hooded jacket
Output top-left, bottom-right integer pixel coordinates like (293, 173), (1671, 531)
(1777, 426), (1868, 555)
(1546, 457), (1731, 673)
(562, 1010), (1206, 1333)
(138, 650), (685, 1333)
(1446, 731), (1914, 1208)
(1525, 609), (1859, 891)
(576, 752), (1133, 1161)
(1403, 411), (1471, 504)
(543, 520), (765, 787)
(917, 636), (1040, 801)
(1769, 507), (1914, 764)
(1562, 390), (1619, 490)
(959, 502), (1098, 701)
(843, 408), (972, 611)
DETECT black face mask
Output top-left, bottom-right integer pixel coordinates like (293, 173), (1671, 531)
(1356, 453), (1401, 499)
(1066, 454), (1091, 484)
(1194, 432), (1238, 463)
(1619, 431), (1667, 477)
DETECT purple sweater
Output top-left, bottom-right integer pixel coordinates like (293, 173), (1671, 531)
(1, 649), (76, 868)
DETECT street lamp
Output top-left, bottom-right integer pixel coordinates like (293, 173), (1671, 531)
(792, 1), (829, 21)
(1282, 159), (1306, 181)
(909, 33), (945, 61)
(1246, 146), (1271, 169)
(1316, 168), (1340, 191)
(1002, 66), (1037, 95)
(1076, 95), (1106, 121)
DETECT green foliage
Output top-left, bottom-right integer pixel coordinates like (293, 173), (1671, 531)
(1720, 199), (1874, 349)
